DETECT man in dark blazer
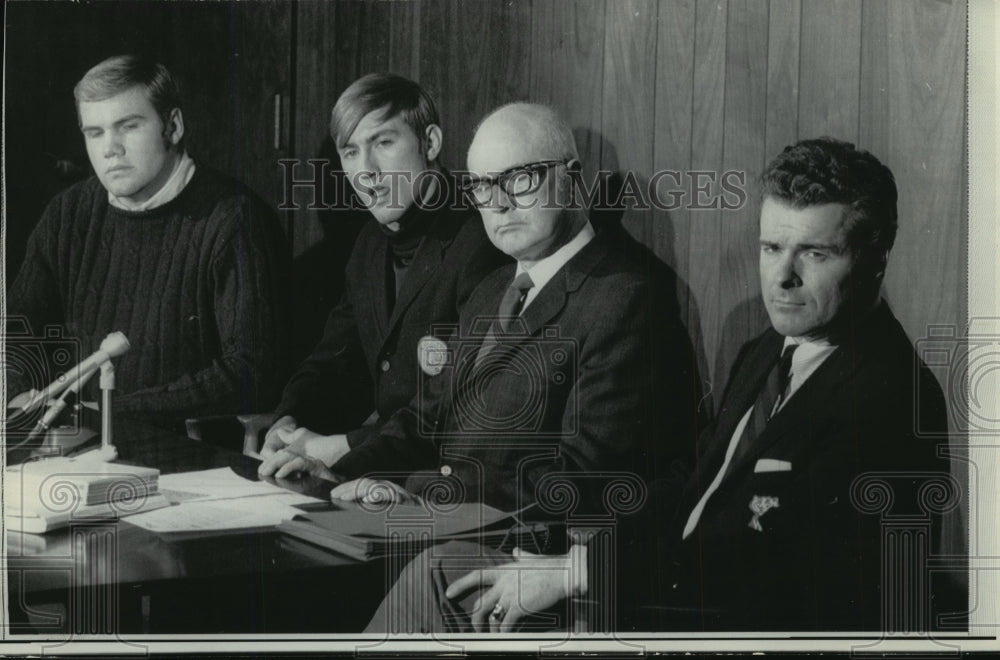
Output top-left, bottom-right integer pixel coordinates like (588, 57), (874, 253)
(366, 138), (957, 634)
(613, 304), (952, 631)
(258, 74), (506, 467)
(267, 103), (696, 514)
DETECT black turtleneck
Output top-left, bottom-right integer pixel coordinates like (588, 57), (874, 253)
(380, 198), (437, 310)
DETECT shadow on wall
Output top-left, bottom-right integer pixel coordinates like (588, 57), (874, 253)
(716, 296), (771, 392)
(577, 127), (711, 422)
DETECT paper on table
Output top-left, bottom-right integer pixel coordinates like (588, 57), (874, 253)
(157, 467), (320, 504)
(126, 495), (306, 534)
(126, 467), (325, 533)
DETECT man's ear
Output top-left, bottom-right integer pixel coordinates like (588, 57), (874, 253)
(854, 248), (889, 296)
(164, 108), (184, 147)
(872, 250), (889, 281)
(563, 158), (583, 204)
(424, 124), (443, 162)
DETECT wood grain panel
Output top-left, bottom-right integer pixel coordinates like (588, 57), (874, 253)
(420, 0), (474, 168)
(652, 0), (697, 337)
(600, 0), (659, 246)
(292, 0), (361, 256)
(226, 1), (294, 209)
(882, 0), (966, 336)
(491, 1), (535, 110)
(858, 0), (890, 157)
(797, 0), (862, 142)
(416, 0), (454, 162)
(331, 1), (366, 94)
(546, 0), (606, 177)
(686, 0), (728, 397)
(714, 0), (771, 389)
(764, 0), (801, 160)
(359, 0), (393, 75)
(529, 0), (556, 106)
(884, 0), (966, 561)
(421, 0), (532, 165)
(389, 0), (422, 78)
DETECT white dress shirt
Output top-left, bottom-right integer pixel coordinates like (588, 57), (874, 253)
(516, 221), (595, 311)
(682, 334), (837, 539)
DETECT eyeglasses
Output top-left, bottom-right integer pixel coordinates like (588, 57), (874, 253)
(460, 159), (568, 207)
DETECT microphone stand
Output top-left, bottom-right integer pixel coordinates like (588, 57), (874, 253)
(7, 332), (128, 463)
(47, 361), (120, 464)
(17, 351), (122, 464)
(76, 360), (119, 462)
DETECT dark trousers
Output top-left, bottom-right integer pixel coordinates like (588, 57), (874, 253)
(365, 540), (574, 634)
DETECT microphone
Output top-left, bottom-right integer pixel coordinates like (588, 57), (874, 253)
(23, 388), (80, 445)
(13, 332), (130, 419)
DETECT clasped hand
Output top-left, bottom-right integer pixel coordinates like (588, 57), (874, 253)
(257, 416), (338, 480)
(444, 547), (574, 632)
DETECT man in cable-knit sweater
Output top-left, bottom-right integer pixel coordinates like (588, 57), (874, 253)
(6, 55), (290, 431)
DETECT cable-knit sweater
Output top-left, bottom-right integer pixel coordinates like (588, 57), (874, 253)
(7, 163), (291, 428)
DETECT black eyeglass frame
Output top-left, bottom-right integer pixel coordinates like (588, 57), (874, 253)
(460, 159), (570, 207)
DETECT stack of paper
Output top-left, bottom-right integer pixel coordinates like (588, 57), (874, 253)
(5, 494), (172, 534)
(4, 457), (166, 534)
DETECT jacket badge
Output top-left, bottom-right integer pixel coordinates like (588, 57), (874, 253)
(417, 336), (450, 376)
(748, 495), (780, 532)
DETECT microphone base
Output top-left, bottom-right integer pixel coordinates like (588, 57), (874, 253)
(72, 444), (119, 463)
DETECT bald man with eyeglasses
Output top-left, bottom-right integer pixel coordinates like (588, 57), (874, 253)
(317, 103), (698, 518)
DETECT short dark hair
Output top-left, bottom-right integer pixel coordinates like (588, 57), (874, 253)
(760, 137), (898, 262)
(74, 55), (184, 147)
(330, 73), (440, 158)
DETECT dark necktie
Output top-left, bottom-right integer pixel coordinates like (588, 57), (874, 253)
(727, 344), (798, 474)
(496, 272), (535, 332)
(476, 272), (535, 364)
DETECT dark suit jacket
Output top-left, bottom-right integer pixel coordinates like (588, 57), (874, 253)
(276, 182), (508, 447)
(333, 232), (698, 514)
(609, 301), (952, 631)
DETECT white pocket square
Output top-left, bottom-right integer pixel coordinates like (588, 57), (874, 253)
(754, 458), (792, 473)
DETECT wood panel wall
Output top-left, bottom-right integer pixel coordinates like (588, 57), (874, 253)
(292, 0), (967, 408)
(3, 0), (968, 409)
(3, 0), (968, 556)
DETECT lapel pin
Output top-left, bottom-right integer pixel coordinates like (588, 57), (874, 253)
(417, 336), (450, 376)
(748, 495), (780, 532)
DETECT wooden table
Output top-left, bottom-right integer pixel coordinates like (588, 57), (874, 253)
(6, 419), (390, 634)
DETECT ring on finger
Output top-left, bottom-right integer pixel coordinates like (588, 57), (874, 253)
(489, 603), (506, 620)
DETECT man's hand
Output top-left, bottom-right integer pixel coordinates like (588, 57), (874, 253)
(259, 422), (351, 477)
(257, 441), (340, 481)
(260, 414), (297, 459)
(258, 428), (333, 479)
(445, 547), (580, 632)
(329, 477), (422, 505)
